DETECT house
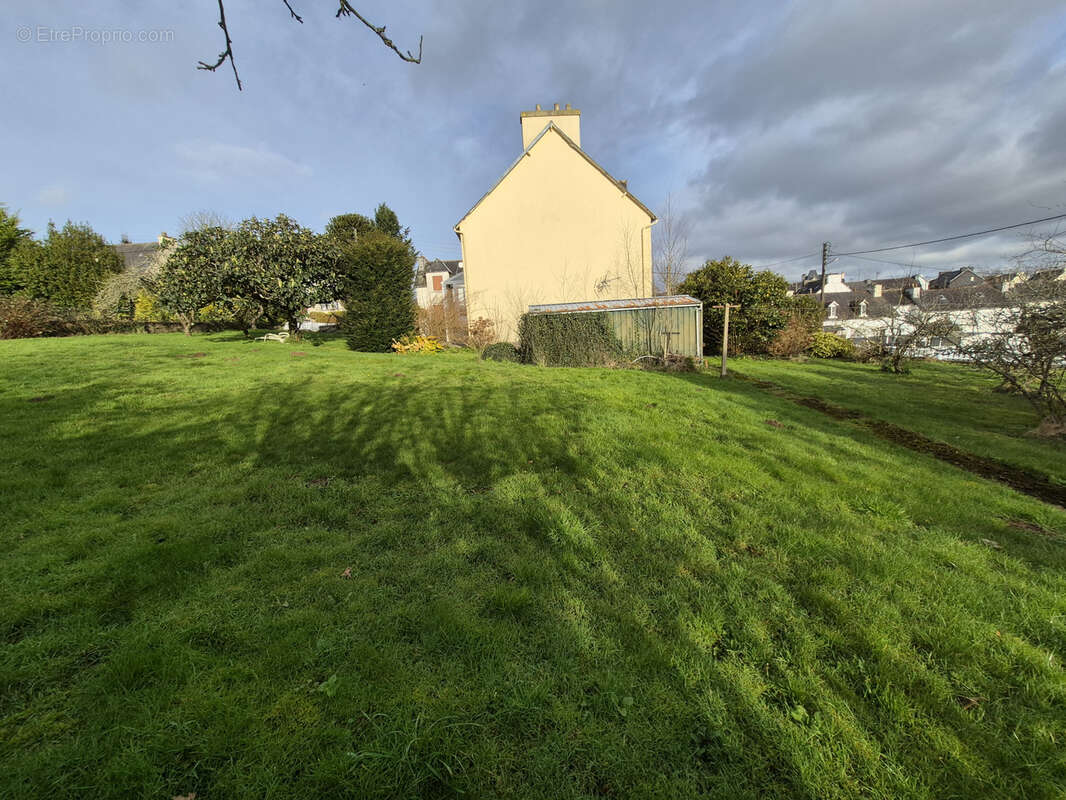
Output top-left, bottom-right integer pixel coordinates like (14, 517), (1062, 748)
(453, 104), (657, 340)
(929, 267), (983, 289)
(1029, 267), (1066, 283)
(111, 232), (172, 275)
(414, 256), (463, 308)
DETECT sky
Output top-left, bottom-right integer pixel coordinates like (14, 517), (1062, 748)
(5, 0), (1066, 282)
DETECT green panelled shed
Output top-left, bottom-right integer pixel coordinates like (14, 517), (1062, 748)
(527, 295), (704, 360)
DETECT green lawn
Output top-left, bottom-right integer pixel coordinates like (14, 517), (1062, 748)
(2, 333), (1065, 799)
(732, 357), (1066, 486)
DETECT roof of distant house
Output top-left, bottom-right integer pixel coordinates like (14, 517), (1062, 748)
(112, 242), (158, 272)
(415, 258), (462, 288)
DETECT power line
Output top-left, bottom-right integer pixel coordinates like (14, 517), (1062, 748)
(755, 252), (821, 269)
(834, 212), (1066, 256)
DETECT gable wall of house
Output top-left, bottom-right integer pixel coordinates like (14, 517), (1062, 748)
(458, 130), (653, 341)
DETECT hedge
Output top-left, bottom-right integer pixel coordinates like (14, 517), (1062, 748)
(517, 312), (622, 367)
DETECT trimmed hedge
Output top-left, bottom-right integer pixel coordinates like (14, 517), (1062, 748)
(0, 297), (239, 339)
(518, 312), (622, 367)
(482, 342), (521, 363)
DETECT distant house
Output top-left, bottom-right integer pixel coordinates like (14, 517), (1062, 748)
(928, 267), (983, 289)
(111, 232), (172, 276)
(414, 256), (463, 308)
(1029, 267), (1066, 283)
(453, 104), (656, 340)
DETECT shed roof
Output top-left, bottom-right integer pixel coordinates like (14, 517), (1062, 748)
(528, 295), (702, 314)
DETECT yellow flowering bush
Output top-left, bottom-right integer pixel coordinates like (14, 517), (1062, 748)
(391, 334), (445, 354)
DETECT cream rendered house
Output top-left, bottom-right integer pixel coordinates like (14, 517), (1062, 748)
(454, 105), (657, 341)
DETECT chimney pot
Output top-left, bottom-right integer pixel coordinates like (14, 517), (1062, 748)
(554, 103), (560, 111)
(535, 104), (541, 111)
(565, 103), (572, 110)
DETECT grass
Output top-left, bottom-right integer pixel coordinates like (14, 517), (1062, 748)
(732, 357), (1066, 486)
(1, 333), (1065, 799)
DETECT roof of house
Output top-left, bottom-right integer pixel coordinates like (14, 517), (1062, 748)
(867, 275), (923, 291)
(415, 258), (462, 288)
(528, 295), (701, 314)
(453, 122), (656, 232)
(1030, 267), (1066, 282)
(823, 287), (897, 320)
(112, 242), (158, 272)
(919, 284), (1006, 309)
(929, 267), (981, 288)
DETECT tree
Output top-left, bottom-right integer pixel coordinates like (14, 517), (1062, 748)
(179, 209), (234, 235)
(325, 213), (375, 244)
(373, 203), (411, 245)
(149, 230), (228, 334)
(339, 230), (416, 351)
(227, 215), (338, 341)
(653, 194), (689, 295)
(198, 1), (422, 90)
(677, 256), (794, 355)
(958, 281), (1066, 431)
(877, 300), (959, 374)
(7, 220), (123, 309)
(0, 205), (31, 294)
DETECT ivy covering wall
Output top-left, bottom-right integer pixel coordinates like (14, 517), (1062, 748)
(517, 312), (622, 366)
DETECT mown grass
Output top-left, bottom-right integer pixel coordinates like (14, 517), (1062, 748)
(732, 357), (1066, 486)
(1, 333), (1065, 799)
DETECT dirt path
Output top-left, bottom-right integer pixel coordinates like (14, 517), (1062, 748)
(737, 375), (1066, 508)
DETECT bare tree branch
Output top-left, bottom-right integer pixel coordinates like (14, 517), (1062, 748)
(198, 0), (242, 91)
(199, 1), (422, 90)
(336, 0), (423, 63)
(282, 0), (304, 23)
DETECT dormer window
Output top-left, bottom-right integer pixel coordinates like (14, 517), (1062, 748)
(827, 301), (839, 320)
(859, 300), (868, 318)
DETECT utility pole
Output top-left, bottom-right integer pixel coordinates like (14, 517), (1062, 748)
(712, 303), (740, 377)
(819, 241), (830, 304)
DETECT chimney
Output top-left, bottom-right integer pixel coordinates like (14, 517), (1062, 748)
(158, 232), (169, 244)
(872, 283), (882, 298)
(520, 103), (581, 150)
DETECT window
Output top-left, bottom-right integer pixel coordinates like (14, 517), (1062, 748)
(827, 302), (838, 320)
(859, 300), (868, 318)
(432, 275), (443, 292)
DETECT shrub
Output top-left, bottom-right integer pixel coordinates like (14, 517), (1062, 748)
(0, 297), (59, 339)
(132, 290), (175, 322)
(807, 331), (855, 359)
(340, 231), (416, 352)
(769, 314), (815, 357)
(7, 221), (123, 310)
(853, 339), (887, 363)
(391, 334), (444, 354)
(518, 312), (621, 367)
(482, 342), (521, 362)
(466, 317), (496, 354)
(677, 256), (794, 355)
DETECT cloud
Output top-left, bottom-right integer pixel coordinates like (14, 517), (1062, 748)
(174, 140), (312, 183)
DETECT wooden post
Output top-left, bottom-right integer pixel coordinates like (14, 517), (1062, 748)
(712, 303), (740, 377)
